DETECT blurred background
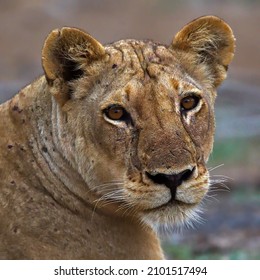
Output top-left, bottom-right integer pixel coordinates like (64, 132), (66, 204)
(0, 0), (259, 259)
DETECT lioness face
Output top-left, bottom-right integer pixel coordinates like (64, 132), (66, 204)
(42, 16), (235, 227)
(74, 42), (214, 226)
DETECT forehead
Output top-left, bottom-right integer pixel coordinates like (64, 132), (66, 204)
(105, 39), (201, 95)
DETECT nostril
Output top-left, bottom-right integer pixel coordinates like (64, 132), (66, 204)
(146, 172), (168, 185)
(146, 167), (195, 199)
(179, 168), (194, 182)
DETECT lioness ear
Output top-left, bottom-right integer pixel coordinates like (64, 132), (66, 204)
(42, 27), (105, 104)
(171, 16), (235, 87)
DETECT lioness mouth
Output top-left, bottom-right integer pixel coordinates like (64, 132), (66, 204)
(145, 197), (196, 213)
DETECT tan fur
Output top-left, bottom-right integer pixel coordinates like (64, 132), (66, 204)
(0, 16), (235, 259)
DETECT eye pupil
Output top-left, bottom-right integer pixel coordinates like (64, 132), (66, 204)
(106, 105), (124, 120)
(181, 96), (199, 111)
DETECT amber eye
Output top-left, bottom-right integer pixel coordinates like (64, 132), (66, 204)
(104, 105), (126, 121)
(180, 95), (200, 112)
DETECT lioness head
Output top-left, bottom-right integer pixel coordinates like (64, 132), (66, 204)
(42, 16), (235, 228)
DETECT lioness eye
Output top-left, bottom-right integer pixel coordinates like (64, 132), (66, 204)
(180, 95), (200, 111)
(104, 105), (126, 121)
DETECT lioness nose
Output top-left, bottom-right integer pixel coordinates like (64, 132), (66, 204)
(146, 168), (194, 198)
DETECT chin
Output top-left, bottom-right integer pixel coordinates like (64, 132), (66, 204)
(140, 201), (204, 233)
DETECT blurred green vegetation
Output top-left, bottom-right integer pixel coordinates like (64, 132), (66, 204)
(164, 244), (260, 260)
(209, 137), (260, 165)
(163, 243), (260, 260)
(232, 186), (260, 203)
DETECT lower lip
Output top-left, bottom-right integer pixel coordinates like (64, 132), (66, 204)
(146, 199), (195, 212)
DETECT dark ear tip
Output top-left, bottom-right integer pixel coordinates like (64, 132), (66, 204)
(57, 27), (106, 58)
(42, 27), (105, 83)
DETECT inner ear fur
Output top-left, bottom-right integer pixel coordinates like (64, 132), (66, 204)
(42, 27), (105, 105)
(171, 16), (235, 87)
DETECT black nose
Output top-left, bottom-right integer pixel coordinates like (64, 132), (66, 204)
(146, 168), (194, 199)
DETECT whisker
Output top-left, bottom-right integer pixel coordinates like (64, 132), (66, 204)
(208, 163), (224, 172)
(91, 189), (122, 218)
(90, 181), (126, 214)
(204, 193), (220, 202)
(93, 189), (127, 212)
(93, 190), (124, 204)
(208, 164), (232, 195)
(210, 174), (234, 181)
(209, 185), (230, 191)
(92, 182), (125, 190)
(209, 180), (231, 191)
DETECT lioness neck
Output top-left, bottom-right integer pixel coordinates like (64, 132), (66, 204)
(0, 76), (163, 259)
(2, 77), (89, 211)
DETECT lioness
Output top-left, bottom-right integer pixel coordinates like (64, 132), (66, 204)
(0, 16), (235, 259)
